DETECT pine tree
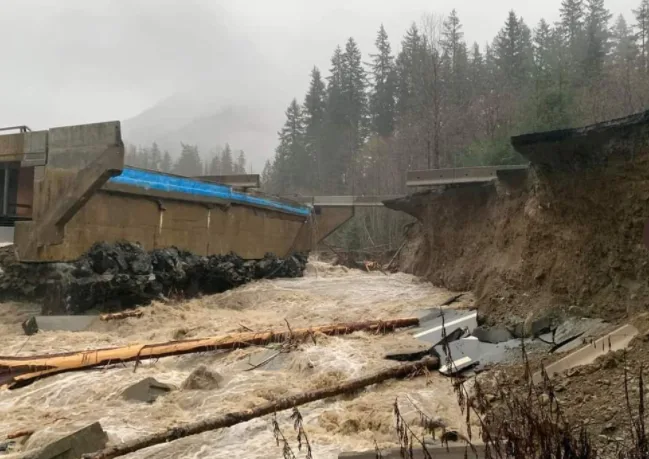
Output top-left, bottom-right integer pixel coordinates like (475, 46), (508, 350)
(612, 15), (638, 65)
(322, 46), (348, 193)
(635, 0), (649, 73)
(559, 0), (585, 46)
(369, 25), (396, 137)
(150, 142), (162, 171)
(395, 23), (423, 116)
(235, 150), (246, 173)
(174, 143), (203, 176)
(261, 159), (275, 192)
(341, 37), (368, 140)
(209, 151), (222, 175)
(138, 146), (152, 169)
(441, 10), (465, 73)
(532, 20), (572, 130)
(303, 67), (327, 190)
(534, 19), (554, 83)
(612, 14), (638, 111)
(221, 144), (234, 174)
(583, 0), (612, 78)
(326, 46), (346, 126)
(469, 42), (485, 95)
(125, 144), (138, 167)
(341, 37), (368, 190)
(273, 99), (305, 193)
(454, 42), (470, 102)
(161, 151), (173, 173)
(304, 67), (327, 133)
(494, 11), (533, 88)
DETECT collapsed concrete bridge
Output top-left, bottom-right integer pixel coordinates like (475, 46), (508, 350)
(0, 122), (402, 263)
(0, 120), (531, 263)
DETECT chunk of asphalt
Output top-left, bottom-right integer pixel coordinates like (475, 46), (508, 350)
(549, 332), (585, 354)
(439, 355), (479, 376)
(509, 317), (554, 339)
(471, 325), (513, 344)
(384, 347), (439, 362)
(121, 377), (174, 403)
(0, 440), (15, 453)
(385, 327), (466, 362)
(20, 422), (108, 459)
(414, 311), (478, 345)
(21, 316), (98, 336)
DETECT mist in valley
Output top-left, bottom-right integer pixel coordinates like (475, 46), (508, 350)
(0, 0), (642, 175)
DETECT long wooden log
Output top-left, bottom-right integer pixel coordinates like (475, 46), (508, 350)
(99, 310), (143, 321)
(0, 318), (418, 389)
(83, 357), (439, 459)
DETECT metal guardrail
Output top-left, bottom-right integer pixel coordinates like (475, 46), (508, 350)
(406, 165), (529, 187)
(287, 196), (401, 207)
(0, 126), (31, 133)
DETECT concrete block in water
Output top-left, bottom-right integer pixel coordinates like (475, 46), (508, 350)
(339, 443), (485, 458)
(121, 377), (174, 403)
(22, 315), (98, 336)
(21, 422), (108, 459)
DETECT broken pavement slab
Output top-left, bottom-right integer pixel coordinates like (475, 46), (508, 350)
(471, 325), (513, 344)
(121, 377), (174, 403)
(22, 315), (98, 336)
(19, 422), (108, 459)
(413, 310), (478, 345)
(532, 323), (639, 384)
(549, 317), (610, 353)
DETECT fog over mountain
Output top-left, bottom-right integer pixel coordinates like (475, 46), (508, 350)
(0, 0), (638, 172)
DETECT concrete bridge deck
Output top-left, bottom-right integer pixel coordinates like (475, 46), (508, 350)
(406, 164), (529, 187)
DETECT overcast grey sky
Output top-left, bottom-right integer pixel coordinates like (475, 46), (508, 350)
(0, 0), (639, 131)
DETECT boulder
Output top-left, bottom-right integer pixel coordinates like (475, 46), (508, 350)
(181, 365), (224, 391)
(121, 377), (174, 403)
(22, 316), (98, 336)
(20, 422), (108, 459)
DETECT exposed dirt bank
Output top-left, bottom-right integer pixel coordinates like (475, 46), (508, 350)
(387, 110), (649, 326)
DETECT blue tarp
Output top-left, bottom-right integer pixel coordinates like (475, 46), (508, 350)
(108, 167), (311, 217)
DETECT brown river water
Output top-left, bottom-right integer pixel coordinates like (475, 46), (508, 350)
(0, 260), (470, 458)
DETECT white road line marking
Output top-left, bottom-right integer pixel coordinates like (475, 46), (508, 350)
(413, 312), (477, 339)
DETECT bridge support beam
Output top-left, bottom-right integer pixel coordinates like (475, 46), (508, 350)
(294, 206), (355, 251)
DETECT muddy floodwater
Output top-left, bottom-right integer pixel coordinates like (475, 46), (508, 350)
(0, 260), (470, 459)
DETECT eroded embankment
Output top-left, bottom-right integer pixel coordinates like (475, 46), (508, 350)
(387, 110), (649, 325)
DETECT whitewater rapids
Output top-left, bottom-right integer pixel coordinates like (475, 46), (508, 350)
(0, 260), (472, 458)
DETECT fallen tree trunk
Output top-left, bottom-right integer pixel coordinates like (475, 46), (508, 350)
(99, 310), (143, 321)
(83, 357), (439, 459)
(0, 317), (419, 389)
